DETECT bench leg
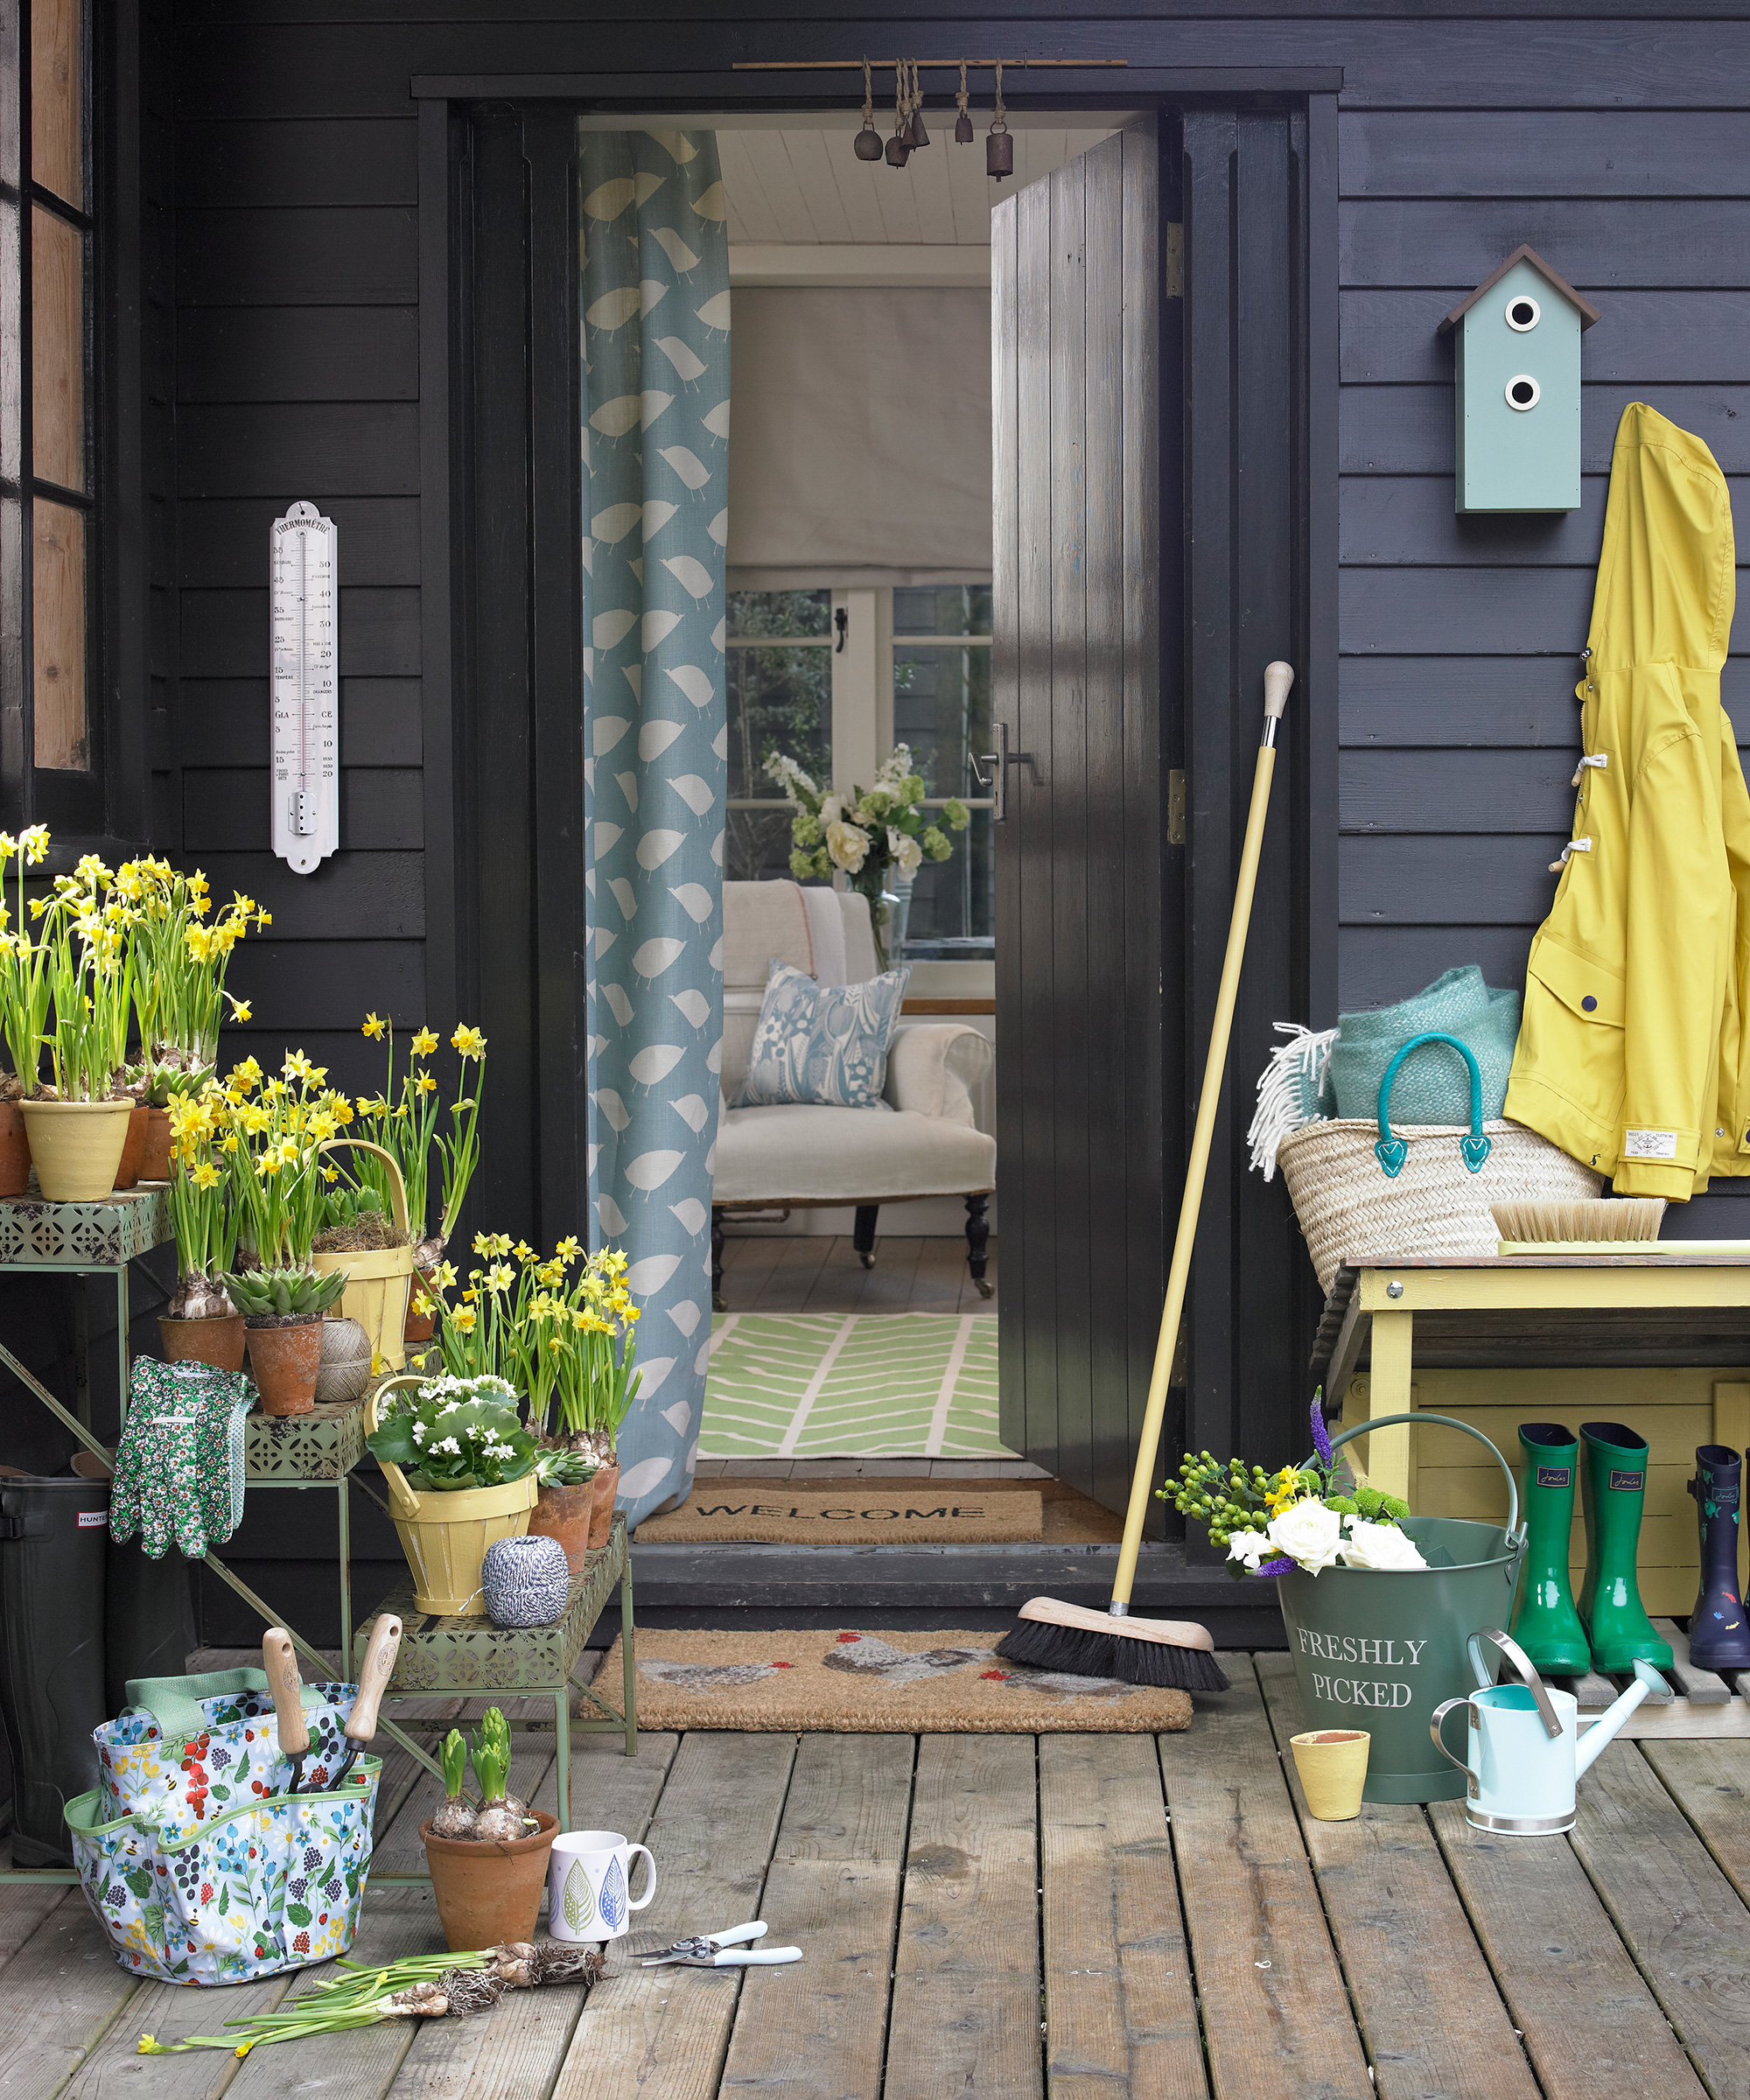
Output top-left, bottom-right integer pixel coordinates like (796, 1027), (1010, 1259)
(853, 1206), (879, 1270)
(556, 1680), (570, 1832)
(964, 1194), (993, 1298)
(711, 1208), (726, 1312)
(621, 1555), (637, 1755)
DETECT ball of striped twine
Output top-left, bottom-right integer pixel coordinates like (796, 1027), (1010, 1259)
(480, 1534), (570, 1628)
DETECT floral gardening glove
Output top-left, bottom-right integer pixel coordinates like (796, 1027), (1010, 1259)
(112, 1358), (256, 1558)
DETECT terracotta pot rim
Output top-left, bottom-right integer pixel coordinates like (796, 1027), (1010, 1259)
(421, 1809), (557, 1859)
(161, 1310), (245, 1326)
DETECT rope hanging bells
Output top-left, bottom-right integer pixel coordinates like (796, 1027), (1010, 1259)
(854, 56), (884, 160)
(954, 60), (974, 143)
(986, 59), (1012, 180)
(885, 59), (911, 167)
(906, 60), (931, 149)
(845, 56), (1032, 170)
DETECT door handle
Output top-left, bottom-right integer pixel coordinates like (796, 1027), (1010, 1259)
(970, 720), (1040, 822)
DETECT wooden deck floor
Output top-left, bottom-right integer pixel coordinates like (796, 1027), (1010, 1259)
(717, 1231), (998, 1316)
(7, 1654), (1749, 2100)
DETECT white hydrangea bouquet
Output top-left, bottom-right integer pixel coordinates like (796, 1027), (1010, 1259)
(1164, 1393), (1428, 1578)
(765, 744), (970, 969)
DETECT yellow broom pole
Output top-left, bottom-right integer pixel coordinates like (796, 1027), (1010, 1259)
(1110, 661), (1295, 1613)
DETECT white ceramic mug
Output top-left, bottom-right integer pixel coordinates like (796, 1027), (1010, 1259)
(547, 1828), (656, 1942)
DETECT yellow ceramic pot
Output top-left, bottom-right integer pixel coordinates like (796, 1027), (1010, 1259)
(1290, 1728), (1371, 1821)
(20, 1098), (134, 1201)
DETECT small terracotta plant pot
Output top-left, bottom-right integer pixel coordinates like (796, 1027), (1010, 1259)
(1290, 1729), (1371, 1822)
(245, 1317), (325, 1417)
(138, 1107), (172, 1181)
(0, 1102), (30, 1199)
(586, 1460), (620, 1550)
(160, 1312), (247, 1374)
(403, 1266), (438, 1346)
(422, 1810), (557, 1953)
(112, 1102), (150, 1190)
(18, 1098), (133, 1201)
(527, 1478), (598, 1575)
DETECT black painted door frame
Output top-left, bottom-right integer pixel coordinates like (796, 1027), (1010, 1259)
(414, 84), (1337, 1446)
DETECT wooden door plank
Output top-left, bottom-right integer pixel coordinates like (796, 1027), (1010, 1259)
(885, 1733), (1041, 2100)
(0, 1894), (140, 2100)
(1255, 1654), (1538, 2100)
(550, 1732), (797, 2100)
(1642, 1740), (1750, 1905)
(1428, 1796), (1711, 2100)
(1156, 1659), (1371, 2100)
(1039, 1732), (1207, 2100)
(1570, 1742), (1750, 2096)
(846, 1237), (928, 1317)
(754, 1237), (835, 1313)
(389, 1734), (679, 2100)
(718, 1734), (914, 2100)
(909, 1239), (968, 1316)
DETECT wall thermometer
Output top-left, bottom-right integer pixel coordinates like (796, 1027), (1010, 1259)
(270, 500), (339, 874)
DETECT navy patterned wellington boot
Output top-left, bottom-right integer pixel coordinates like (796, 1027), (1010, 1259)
(1687, 1446), (1750, 1673)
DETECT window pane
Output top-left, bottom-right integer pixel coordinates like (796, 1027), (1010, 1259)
(726, 587), (830, 640)
(32, 498), (86, 770)
(905, 808), (994, 955)
(892, 643), (991, 802)
(31, 0), (82, 208)
(31, 203), (83, 492)
(892, 584), (992, 638)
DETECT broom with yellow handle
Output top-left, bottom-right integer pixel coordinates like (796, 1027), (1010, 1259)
(996, 660), (1296, 1691)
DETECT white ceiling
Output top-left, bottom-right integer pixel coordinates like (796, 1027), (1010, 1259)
(718, 126), (1122, 248)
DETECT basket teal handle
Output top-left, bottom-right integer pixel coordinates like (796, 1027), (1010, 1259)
(1374, 1030), (1490, 1179)
(1320, 1410), (1521, 1544)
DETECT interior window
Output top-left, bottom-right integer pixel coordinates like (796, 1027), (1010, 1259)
(726, 583), (996, 956)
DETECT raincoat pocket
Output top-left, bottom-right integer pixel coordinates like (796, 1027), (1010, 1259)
(1513, 938), (1626, 1163)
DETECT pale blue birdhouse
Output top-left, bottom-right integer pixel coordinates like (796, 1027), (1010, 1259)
(1438, 246), (1600, 514)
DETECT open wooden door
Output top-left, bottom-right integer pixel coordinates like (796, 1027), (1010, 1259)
(991, 121), (1172, 1519)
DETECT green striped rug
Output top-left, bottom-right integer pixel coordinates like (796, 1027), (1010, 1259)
(701, 1312), (1012, 1460)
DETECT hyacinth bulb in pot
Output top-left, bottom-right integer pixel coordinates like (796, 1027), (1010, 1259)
(158, 1084), (246, 1369)
(421, 1709), (555, 1953)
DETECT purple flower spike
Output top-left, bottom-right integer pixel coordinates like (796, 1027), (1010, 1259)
(1310, 1390), (1334, 1468)
(1256, 1556), (1296, 1579)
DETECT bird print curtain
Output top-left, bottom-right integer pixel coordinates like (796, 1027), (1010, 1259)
(578, 129), (729, 1523)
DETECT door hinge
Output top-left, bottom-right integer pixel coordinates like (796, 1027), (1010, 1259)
(1167, 769), (1186, 846)
(1165, 223), (1184, 300)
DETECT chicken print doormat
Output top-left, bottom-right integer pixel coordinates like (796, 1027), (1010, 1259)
(591, 1630), (1194, 1732)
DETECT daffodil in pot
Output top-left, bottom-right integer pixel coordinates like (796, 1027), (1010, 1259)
(0, 825), (52, 1196)
(18, 853), (138, 1200)
(159, 1082), (247, 1369)
(766, 744), (970, 970)
(363, 1372), (541, 1615)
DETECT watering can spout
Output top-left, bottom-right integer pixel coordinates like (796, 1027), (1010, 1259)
(1574, 1660), (1662, 1778)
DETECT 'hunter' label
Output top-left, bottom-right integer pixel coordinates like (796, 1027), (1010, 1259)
(1536, 1466), (1572, 1489)
(76, 1508), (107, 1528)
(1623, 1129), (1678, 1160)
(1610, 1469), (1645, 1493)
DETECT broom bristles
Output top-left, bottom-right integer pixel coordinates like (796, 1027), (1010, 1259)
(994, 1616), (1230, 1693)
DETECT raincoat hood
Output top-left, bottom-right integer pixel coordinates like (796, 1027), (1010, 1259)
(1506, 402), (1744, 1199)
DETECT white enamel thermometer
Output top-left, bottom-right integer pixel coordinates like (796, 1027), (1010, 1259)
(270, 500), (339, 874)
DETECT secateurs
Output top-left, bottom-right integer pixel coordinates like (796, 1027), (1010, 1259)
(638, 1922), (801, 1969)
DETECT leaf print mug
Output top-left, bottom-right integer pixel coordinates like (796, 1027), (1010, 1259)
(547, 1829), (656, 1942)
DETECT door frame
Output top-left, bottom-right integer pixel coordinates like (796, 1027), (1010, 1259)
(413, 74), (1340, 1471)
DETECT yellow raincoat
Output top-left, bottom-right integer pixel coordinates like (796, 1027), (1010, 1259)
(1506, 402), (1746, 1200)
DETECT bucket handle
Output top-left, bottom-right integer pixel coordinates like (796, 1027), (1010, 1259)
(364, 1371), (429, 1516)
(318, 1138), (410, 1237)
(1374, 1030), (1491, 1178)
(1320, 1410), (1521, 1546)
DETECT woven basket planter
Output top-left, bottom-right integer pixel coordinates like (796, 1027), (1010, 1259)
(1277, 1116), (1602, 1294)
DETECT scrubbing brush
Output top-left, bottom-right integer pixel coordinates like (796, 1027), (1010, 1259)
(1491, 1198), (1665, 1245)
(996, 663), (1298, 1694)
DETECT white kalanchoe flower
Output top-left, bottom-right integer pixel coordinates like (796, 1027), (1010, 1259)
(411, 1422), (427, 1445)
(432, 1435), (462, 1457)
(1339, 1518), (1429, 1572)
(1264, 1497), (1345, 1575)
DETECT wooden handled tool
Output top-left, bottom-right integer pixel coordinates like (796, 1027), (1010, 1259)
(331, 1614), (402, 1789)
(262, 1628), (310, 1793)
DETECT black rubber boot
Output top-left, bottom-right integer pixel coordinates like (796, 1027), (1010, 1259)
(1687, 1446), (1750, 1672)
(70, 1453), (193, 1712)
(0, 1474), (108, 1865)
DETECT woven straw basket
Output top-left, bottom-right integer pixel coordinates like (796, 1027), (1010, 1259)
(1278, 1116), (1603, 1294)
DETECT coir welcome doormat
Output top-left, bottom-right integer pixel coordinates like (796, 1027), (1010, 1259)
(591, 1629), (1194, 1733)
(634, 1489), (1043, 1544)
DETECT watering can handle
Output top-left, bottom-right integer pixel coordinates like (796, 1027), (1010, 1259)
(1324, 1411), (1521, 1544)
(1429, 1697), (1477, 1781)
(1467, 1626), (1564, 1739)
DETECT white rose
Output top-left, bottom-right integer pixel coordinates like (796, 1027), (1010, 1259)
(1339, 1518), (1428, 1572)
(1226, 1528), (1272, 1570)
(826, 820), (871, 873)
(1265, 1497), (1345, 1574)
(889, 829), (924, 876)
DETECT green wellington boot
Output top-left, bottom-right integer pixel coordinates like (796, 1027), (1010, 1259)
(1508, 1422), (1591, 1672)
(1578, 1421), (1674, 1672)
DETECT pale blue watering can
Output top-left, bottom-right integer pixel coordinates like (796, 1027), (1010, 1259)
(1430, 1626), (1662, 1835)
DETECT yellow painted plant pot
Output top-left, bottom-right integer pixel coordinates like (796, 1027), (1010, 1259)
(312, 1136), (415, 1370)
(20, 1098), (134, 1201)
(368, 1376), (539, 1615)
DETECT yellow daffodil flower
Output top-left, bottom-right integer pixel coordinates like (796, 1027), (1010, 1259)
(362, 1012), (387, 1040)
(411, 1026), (438, 1056)
(451, 1024), (486, 1057)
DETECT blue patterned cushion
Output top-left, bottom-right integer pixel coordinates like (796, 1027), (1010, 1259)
(732, 960), (911, 1110)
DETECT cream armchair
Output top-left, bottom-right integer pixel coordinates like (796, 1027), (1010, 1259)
(712, 879), (996, 1309)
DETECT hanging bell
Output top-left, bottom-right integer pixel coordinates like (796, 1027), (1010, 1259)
(986, 123), (1013, 180)
(908, 107), (931, 149)
(955, 109), (975, 144)
(854, 120), (885, 162)
(886, 131), (912, 168)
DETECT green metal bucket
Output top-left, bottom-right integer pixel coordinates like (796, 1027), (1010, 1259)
(1275, 1412), (1524, 1803)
